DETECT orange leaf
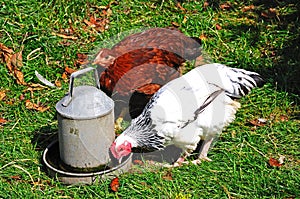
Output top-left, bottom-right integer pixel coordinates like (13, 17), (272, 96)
(0, 90), (6, 101)
(269, 157), (282, 167)
(176, 2), (186, 12)
(55, 79), (62, 87)
(62, 72), (68, 80)
(171, 22), (180, 28)
(110, 177), (120, 192)
(199, 34), (208, 40)
(65, 66), (77, 75)
(25, 100), (50, 112)
(14, 69), (27, 85)
(0, 118), (8, 125)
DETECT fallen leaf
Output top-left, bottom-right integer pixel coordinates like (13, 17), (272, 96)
(261, 8), (278, 18)
(11, 51), (23, 68)
(65, 66), (77, 75)
(0, 118), (8, 125)
(133, 159), (144, 166)
(14, 69), (26, 85)
(279, 115), (288, 122)
(216, 24), (222, 30)
(203, 1), (209, 9)
(110, 177), (120, 192)
(0, 90), (6, 101)
(176, 2), (186, 12)
(249, 118), (267, 127)
(242, 5), (255, 12)
(0, 44), (27, 85)
(182, 15), (188, 24)
(74, 53), (89, 67)
(19, 94), (25, 101)
(25, 100), (50, 112)
(220, 2), (231, 10)
(62, 72), (68, 80)
(10, 175), (22, 180)
(269, 157), (282, 167)
(171, 22), (180, 28)
(55, 79), (62, 87)
(162, 171), (173, 180)
(84, 15), (110, 33)
(199, 34), (208, 40)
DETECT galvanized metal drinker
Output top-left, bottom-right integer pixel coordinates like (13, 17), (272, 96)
(42, 67), (132, 185)
(56, 67), (114, 170)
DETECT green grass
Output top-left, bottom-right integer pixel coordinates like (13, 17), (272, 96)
(0, 0), (299, 198)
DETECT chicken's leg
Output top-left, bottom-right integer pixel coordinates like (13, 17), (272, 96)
(198, 137), (214, 162)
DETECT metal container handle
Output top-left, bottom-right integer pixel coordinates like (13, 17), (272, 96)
(62, 67), (100, 107)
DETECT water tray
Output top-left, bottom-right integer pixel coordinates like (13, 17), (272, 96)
(43, 140), (132, 185)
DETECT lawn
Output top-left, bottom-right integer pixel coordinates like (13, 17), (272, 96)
(0, 0), (299, 198)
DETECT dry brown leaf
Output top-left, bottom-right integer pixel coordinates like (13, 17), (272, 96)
(14, 69), (26, 85)
(62, 72), (68, 80)
(249, 118), (267, 127)
(133, 159), (144, 166)
(199, 34), (208, 40)
(10, 175), (22, 180)
(74, 53), (89, 67)
(176, 2), (186, 12)
(25, 100), (50, 112)
(171, 21), (180, 28)
(242, 5), (255, 12)
(203, 1), (209, 9)
(162, 171), (173, 180)
(0, 43), (27, 85)
(0, 90), (6, 101)
(220, 2), (231, 10)
(65, 66), (77, 75)
(261, 8), (278, 18)
(279, 115), (288, 122)
(55, 79), (62, 87)
(11, 51), (23, 68)
(269, 157), (282, 167)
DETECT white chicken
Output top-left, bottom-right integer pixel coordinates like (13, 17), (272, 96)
(110, 63), (264, 166)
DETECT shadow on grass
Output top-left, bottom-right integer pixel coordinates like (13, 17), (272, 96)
(31, 124), (58, 153)
(211, 0), (300, 98)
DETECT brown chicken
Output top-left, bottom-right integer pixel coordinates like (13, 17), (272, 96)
(94, 27), (201, 69)
(94, 28), (202, 120)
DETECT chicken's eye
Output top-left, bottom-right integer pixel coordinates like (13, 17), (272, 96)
(105, 56), (110, 59)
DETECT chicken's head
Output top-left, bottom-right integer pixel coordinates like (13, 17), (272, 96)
(110, 135), (135, 160)
(93, 48), (115, 68)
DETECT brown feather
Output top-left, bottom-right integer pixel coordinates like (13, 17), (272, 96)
(96, 28), (202, 119)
